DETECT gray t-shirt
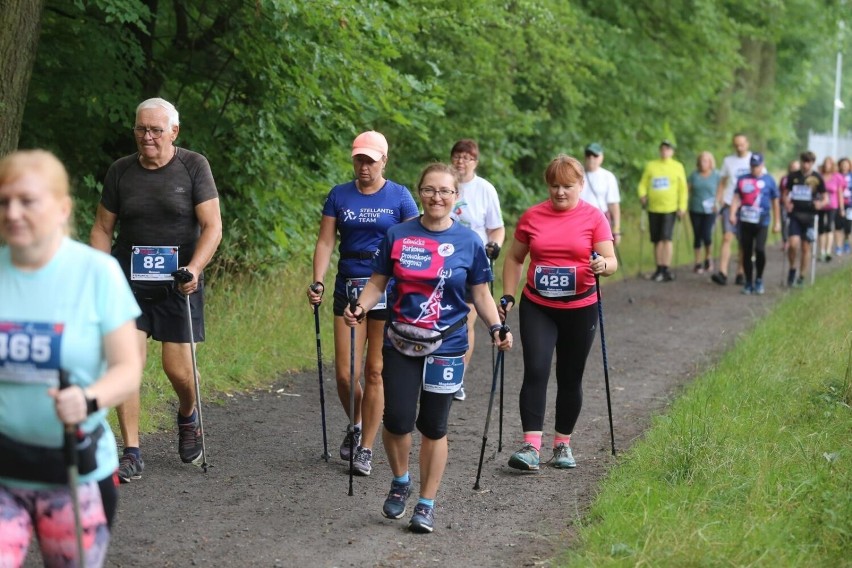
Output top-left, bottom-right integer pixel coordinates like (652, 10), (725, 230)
(101, 147), (218, 273)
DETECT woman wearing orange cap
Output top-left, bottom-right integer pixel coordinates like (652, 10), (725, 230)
(307, 131), (418, 476)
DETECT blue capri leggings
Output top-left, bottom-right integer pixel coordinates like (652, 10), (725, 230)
(518, 296), (598, 434)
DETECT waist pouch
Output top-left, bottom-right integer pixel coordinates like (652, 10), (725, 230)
(525, 284), (597, 303)
(387, 317), (467, 357)
(130, 282), (173, 304)
(0, 424), (103, 484)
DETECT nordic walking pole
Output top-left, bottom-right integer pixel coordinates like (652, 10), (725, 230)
(497, 297), (507, 452)
(591, 253), (616, 456)
(781, 215), (789, 286)
(638, 207), (647, 278)
(810, 215), (818, 285)
(310, 284), (331, 462)
(347, 291), (358, 496)
(490, 258), (496, 401)
(172, 268), (209, 472)
(474, 325), (509, 490)
(58, 370), (86, 568)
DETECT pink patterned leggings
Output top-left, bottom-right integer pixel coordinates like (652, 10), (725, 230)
(0, 481), (110, 568)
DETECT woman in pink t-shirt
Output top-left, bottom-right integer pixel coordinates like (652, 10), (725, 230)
(498, 154), (617, 471)
(818, 157), (847, 260)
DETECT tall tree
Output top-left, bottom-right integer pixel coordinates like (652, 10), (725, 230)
(0, 0), (44, 155)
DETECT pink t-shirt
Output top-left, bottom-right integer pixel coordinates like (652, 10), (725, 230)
(824, 172), (847, 209)
(514, 199), (612, 309)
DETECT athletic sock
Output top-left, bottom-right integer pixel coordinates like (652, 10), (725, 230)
(123, 447), (141, 459)
(523, 433), (542, 452)
(394, 472), (410, 484)
(417, 497), (435, 508)
(177, 410), (197, 425)
(553, 434), (571, 448)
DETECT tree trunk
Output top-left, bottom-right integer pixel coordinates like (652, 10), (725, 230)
(0, 0), (45, 156)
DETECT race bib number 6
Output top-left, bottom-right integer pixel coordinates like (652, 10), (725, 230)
(131, 246), (179, 281)
(0, 321), (63, 386)
(422, 355), (465, 394)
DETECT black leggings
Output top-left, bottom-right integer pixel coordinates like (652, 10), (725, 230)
(689, 211), (715, 249)
(518, 296), (598, 434)
(738, 222), (768, 283)
(381, 346), (455, 440)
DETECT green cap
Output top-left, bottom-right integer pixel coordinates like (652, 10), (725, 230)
(585, 142), (603, 156)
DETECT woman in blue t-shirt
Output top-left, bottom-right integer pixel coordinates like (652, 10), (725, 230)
(307, 131), (418, 477)
(343, 163), (512, 534)
(0, 150), (142, 567)
(687, 151), (720, 273)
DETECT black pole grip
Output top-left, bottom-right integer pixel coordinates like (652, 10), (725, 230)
(172, 268), (193, 284)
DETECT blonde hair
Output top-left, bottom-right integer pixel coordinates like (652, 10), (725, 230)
(696, 151), (716, 171)
(0, 149), (73, 236)
(416, 162), (460, 191)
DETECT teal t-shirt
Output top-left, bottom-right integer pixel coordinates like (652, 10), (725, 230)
(0, 238), (141, 489)
(687, 170), (721, 213)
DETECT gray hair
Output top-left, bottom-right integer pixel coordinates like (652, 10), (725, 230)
(136, 98), (180, 129)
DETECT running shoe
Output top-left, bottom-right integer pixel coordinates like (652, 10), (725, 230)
(339, 428), (361, 461)
(508, 443), (540, 471)
(453, 384), (466, 401)
(787, 269), (797, 288)
(382, 480), (411, 519)
(703, 259), (713, 272)
(844, 243), (851, 254)
(409, 503), (435, 533)
(795, 276), (805, 288)
(693, 263), (703, 274)
(754, 279), (765, 295)
(835, 246), (843, 256)
(734, 274), (745, 286)
(352, 446), (372, 476)
(741, 284), (753, 295)
(652, 270), (665, 282)
(178, 415), (203, 464)
(711, 272), (727, 286)
(117, 452), (144, 483)
(551, 443), (576, 469)
(662, 269), (675, 282)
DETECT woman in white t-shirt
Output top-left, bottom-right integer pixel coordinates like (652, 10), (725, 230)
(448, 139), (505, 401)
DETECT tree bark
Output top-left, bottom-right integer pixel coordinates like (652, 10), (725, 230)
(0, 0), (45, 156)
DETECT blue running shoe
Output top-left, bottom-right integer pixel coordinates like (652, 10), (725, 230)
(508, 443), (540, 471)
(409, 503), (435, 533)
(382, 480), (411, 519)
(551, 443), (576, 469)
(754, 279), (765, 295)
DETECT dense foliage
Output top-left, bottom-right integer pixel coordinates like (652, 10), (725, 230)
(18, 0), (851, 275)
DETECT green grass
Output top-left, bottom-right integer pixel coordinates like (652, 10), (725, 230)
(558, 267), (852, 567)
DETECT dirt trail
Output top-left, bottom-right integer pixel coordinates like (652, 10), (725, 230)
(28, 251), (847, 568)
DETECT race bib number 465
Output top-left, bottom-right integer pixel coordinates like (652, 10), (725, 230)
(0, 321), (63, 385)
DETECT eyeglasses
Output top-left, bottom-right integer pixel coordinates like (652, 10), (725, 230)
(451, 155), (476, 163)
(419, 187), (457, 198)
(133, 126), (165, 139)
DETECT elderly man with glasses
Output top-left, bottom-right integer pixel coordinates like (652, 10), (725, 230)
(90, 97), (222, 483)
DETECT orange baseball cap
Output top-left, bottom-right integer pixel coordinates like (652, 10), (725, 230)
(352, 131), (388, 161)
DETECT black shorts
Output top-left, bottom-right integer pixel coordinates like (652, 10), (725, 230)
(134, 282), (204, 343)
(648, 212), (676, 243)
(332, 293), (388, 321)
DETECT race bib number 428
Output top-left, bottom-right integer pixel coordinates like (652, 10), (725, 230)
(0, 321), (63, 385)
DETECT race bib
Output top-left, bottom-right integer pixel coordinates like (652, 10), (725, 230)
(422, 354), (465, 394)
(652, 177), (670, 190)
(131, 246), (179, 281)
(345, 277), (387, 311)
(791, 185), (812, 202)
(740, 205), (762, 224)
(0, 321), (63, 386)
(534, 266), (577, 297)
(702, 197), (715, 214)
